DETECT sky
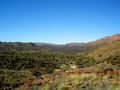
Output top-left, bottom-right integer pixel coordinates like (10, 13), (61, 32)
(0, 0), (120, 44)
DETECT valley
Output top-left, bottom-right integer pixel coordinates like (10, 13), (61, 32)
(0, 34), (120, 90)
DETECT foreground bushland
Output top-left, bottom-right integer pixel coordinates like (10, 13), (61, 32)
(0, 50), (120, 90)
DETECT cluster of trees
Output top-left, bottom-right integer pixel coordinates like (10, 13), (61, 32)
(74, 55), (95, 68)
(106, 52), (120, 68)
(1, 50), (120, 89)
(0, 51), (96, 72)
(0, 51), (65, 89)
(0, 51), (67, 75)
(0, 50), (96, 89)
(0, 69), (33, 89)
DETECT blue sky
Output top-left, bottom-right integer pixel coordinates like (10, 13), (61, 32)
(0, 0), (120, 44)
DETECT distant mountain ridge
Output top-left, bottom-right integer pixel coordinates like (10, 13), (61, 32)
(34, 42), (57, 46)
(34, 34), (120, 46)
(0, 34), (120, 53)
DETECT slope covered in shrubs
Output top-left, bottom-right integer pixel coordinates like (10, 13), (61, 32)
(1, 34), (120, 90)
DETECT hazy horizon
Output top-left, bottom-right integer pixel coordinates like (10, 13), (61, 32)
(0, 33), (120, 45)
(0, 0), (120, 44)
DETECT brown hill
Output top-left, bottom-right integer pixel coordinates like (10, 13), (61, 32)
(89, 34), (120, 45)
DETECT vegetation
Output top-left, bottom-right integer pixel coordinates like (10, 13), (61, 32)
(0, 42), (94, 54)
(1, 34), (120, 90)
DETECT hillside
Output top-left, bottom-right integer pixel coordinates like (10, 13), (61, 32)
(0, 42), (91, 53)
(88, 42), (120, 60)
(91, 34), (120, 44)
(1, 34), (120, 54)
(79, 34), (120, 60)
(1, 34), (120, 90)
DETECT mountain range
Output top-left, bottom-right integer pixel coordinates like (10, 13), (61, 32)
(0, 34), (120, 53)
(1, 34), (120, 90)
